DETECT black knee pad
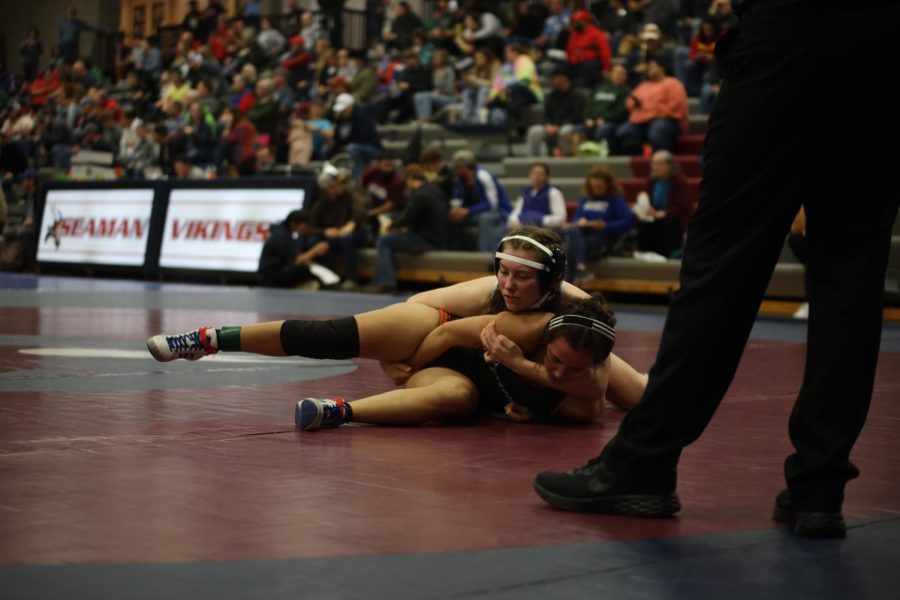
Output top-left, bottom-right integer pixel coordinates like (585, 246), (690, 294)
(280, 317), (360, 359)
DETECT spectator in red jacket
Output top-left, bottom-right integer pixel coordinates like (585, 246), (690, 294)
(566, 10), (611, 90)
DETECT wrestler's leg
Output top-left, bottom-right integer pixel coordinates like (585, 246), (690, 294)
(353, 303), (442, 362)
(149, 303), (441, 362)
(348, 367), (479, 425)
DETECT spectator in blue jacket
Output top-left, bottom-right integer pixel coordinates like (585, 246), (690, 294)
(57, 6), (100, 63)
(448, 149), (512, 251)
(327, 93), (382, 180)
(562, 165), (635, 284)
(507, 162), (567, 232)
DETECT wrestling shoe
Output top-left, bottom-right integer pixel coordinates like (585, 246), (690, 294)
(147, 327), (218, 362)
(295, 398), (350, 431)
(533, 458), (681, 517)
(773, 489), (846, 538)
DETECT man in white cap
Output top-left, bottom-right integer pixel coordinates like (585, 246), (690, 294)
(326, 93), (382, 180)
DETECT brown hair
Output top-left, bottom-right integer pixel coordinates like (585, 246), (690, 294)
(583, 165), (624, 197)
(403, 164), (428, 182)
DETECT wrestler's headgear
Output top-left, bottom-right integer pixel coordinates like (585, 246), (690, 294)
(547, 314), (616, 359)
(494, 234), (567, 292)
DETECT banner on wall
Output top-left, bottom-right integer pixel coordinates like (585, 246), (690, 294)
(35, 188), (155, 267)
(159, 187), (306, 272)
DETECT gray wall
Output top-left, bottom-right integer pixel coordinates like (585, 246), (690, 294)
(0, 0), (120, 75)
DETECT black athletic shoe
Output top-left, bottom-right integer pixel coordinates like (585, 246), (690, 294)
(533, 458), (681, 517)
(772, 489), (846, 538)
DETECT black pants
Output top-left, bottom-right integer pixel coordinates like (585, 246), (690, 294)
(601, 1), (900, 511)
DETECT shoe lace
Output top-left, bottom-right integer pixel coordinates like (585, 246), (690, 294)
(165, 330), (205, 354)
(320, 399), (346, 425)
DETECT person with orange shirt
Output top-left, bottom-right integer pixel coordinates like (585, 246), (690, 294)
(612, 59), (688, 155)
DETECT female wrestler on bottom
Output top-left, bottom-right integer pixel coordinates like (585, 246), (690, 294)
(296, 295), (617, 430)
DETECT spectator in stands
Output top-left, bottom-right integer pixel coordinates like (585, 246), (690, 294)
(593, 0), (637, 53)
(506, 0), (548, 47)
(454, 9), (505, 61)
(194, 79), (221, 116)
(384, 1), (424, 52)
(228, 74), (256, 115)
(366, 0), (389, 48)
(489, 43), (542, 136)
(140, 37), (164, 83)
(76, 122), (113, 155)
(634, 149), (693, 258)
(562, 165), (635, 284)
(257, 18), (287, 59)
(185, 101), (218, 165)
(348, 49), (379, 106)
(460, 48), (501, 124)
(182, 1), (203, 38)
(425, 0), (459, 52)
(578, 63), (631, 153)
(526, 64), (588, 157)
(243, 0), (262, 29)
(298, 11), (323, 54)
(217, 108), (258, 175)
(280, 35), (311, 85)
(122, 121), (156, 176)
(369, 164), (449, 292)
(448, 149), (512, 252)
(698, 51), (723, 115)
(327, 92), (382, 180)
(614, 59), (688, 155)
(566, 10), (612, 90)
(507, 162), (567, 232)
(410, 27), (436, 67)
(311, 168), (367, 290)
(57, 7), (101, 64)
(679, 16), (721, 97)
(708, 0), (738, 32)
(623, 23), (674, 86)
(298, 99), (332, 162)
(258, 210), (330, 288)
(246, 77), (280, 142)
(161, 69), (192, 112)
(20, 27), (43, 83)
(386, 49), (432, 124)
(0, 170), (38, 269)
(536, 0), (571, 52)
(413, 48), (457, 122)
(362, 150), (405, 239)
(271, 69), (296, 115)
(419, 144), (453, 203)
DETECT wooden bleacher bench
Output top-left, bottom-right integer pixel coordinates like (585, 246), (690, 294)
(356, 248), (811, 300)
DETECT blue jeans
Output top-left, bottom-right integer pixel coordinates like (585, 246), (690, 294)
(373, 231), (435, 288)
(461, 86), (490, 123)
(615, 118), (681, 155)
(321, 228), (368, 282)
(563, 226), (613, 279)
(413, 92), (455, 120)
(345, 143), (381, 180)
(470, 211), (506, 252)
